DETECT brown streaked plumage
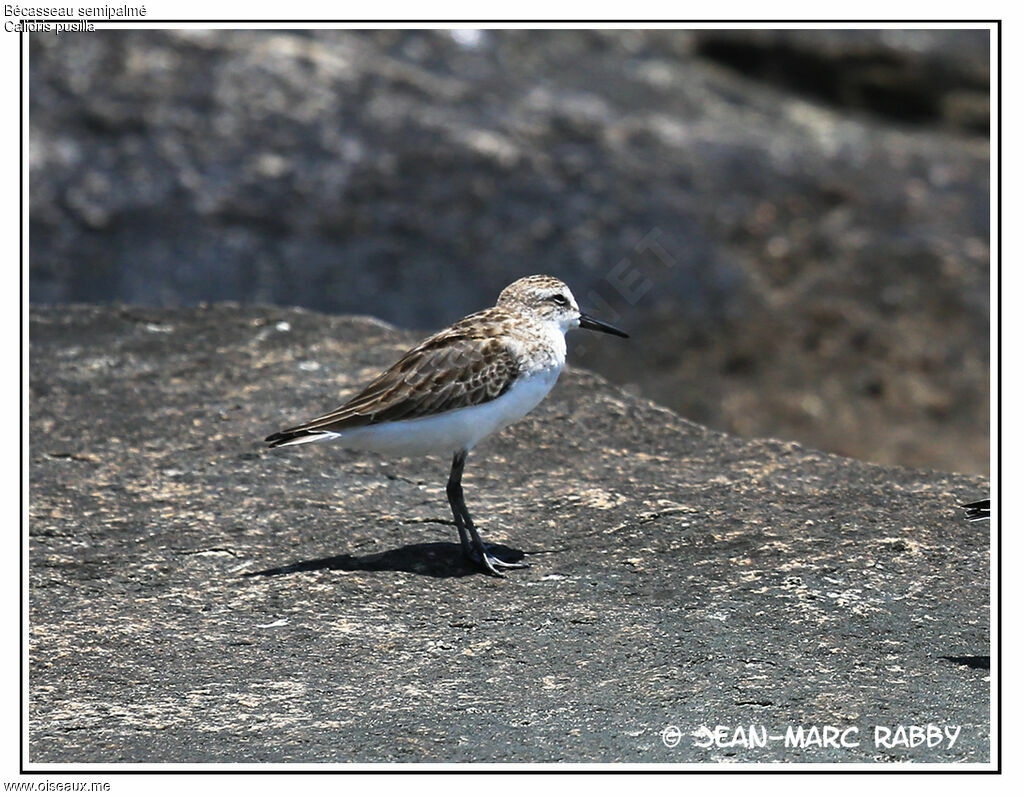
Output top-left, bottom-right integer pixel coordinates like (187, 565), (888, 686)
(265, 311), (522, 445)
(265, 275), (628, 576)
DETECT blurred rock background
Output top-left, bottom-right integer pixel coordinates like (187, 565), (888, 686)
(29, 28), (991, 474)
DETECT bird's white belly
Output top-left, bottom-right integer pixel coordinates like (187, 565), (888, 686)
(327, 367), (562, 457)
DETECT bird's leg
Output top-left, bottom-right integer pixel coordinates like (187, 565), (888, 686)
(446, 451), (473, 558)
(446, 450), (529, 576)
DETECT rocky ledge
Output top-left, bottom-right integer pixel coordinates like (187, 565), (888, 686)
(28, 304), (990, 764)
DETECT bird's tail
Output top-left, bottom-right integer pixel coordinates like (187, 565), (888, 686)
(960, 498), (991, 522)
(265, 428), (339, 448)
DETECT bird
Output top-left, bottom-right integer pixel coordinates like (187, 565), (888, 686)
(959, 498), (991, 522)
(265, 275), (629, 576)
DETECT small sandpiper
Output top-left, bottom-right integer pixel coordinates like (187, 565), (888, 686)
(266, 275), (629, 576)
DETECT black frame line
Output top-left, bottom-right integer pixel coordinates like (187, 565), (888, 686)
(19, 17), (1001, 776)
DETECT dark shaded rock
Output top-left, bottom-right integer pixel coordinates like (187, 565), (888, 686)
(28, 29), (990, 475)
(29, 305), (990, 764)
(692, 29), (990, 132)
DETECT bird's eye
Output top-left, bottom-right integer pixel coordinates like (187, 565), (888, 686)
(550, 294), (569, 307)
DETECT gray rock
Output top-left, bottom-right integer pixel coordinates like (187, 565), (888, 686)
(29, 305), (990, 764)
(29, 29), (990, 474)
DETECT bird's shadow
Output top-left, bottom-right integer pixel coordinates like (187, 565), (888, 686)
(243, 541), (528, 579)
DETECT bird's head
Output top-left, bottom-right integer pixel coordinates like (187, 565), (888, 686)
(497, 275), (629, 338)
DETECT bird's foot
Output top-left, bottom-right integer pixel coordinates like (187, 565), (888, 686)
(469, 545), (529, 577)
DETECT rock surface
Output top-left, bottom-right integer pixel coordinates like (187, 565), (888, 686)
(29, 305), (990, 764)
(28, 29), (990, 474)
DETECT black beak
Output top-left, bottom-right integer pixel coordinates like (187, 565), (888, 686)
(578, 311), (629, 338)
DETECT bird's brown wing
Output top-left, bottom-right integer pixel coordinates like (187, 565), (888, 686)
(266, 328), (520, 446)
